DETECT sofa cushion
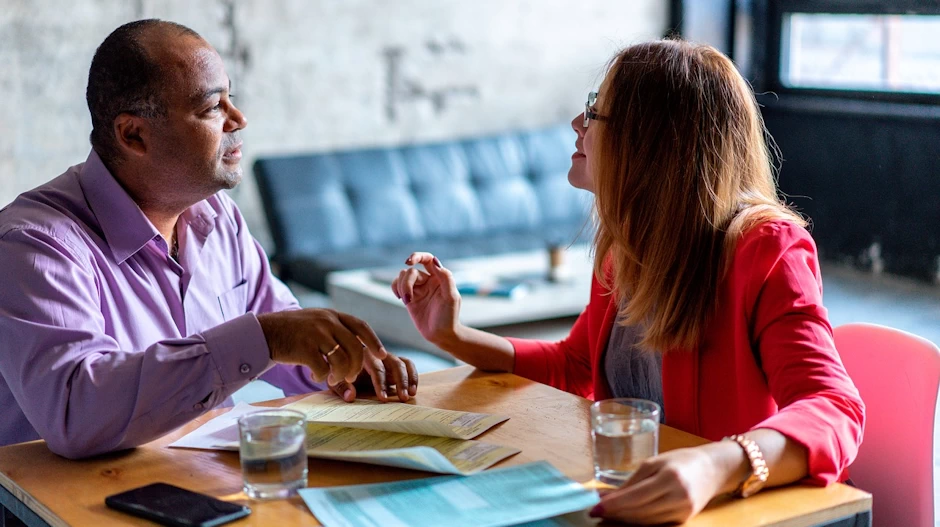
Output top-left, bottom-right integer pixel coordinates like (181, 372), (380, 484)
(254, 124), (591, 293)
(288, 223), (592, 293)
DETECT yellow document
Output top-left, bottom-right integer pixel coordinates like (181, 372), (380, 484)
(171, 397), (520, 476)
(283, 393), (510, 440)
(277, 393), (519, 475)
(302, 422), (520, 475)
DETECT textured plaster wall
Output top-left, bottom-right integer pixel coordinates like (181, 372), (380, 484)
(0, 0), (667, 247)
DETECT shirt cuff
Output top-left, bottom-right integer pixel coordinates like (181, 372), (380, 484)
(201, 313), (275, 388)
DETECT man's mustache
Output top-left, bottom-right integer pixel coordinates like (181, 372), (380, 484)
(222, 133), (241, 152)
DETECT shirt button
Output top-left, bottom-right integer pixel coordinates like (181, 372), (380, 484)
(240, 363), (251, 374)
(193, 403), (204, 411)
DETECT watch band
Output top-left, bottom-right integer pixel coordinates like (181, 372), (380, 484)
(725, 434), (770, 498)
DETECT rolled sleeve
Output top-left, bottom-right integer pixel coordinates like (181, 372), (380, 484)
(748, 224), (865, 484)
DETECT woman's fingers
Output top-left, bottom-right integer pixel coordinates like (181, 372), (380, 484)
(431, 262), (460, 299)
(399, 267), (423, 304)
(391, 270), (426, 300)
(408, 253), (451, 283)
(391, 274), (402, 299)
(405, 252), (437, 267)
(597, 468), (672, 517)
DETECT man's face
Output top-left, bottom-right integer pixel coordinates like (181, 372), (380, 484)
(147, 36), (247, 198)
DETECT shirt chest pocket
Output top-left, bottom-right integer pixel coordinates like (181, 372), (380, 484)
(217, 279), (249, 321)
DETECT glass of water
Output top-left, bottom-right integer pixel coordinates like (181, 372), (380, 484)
(590, 398), (661, 486)
(237, 409), (308, 499)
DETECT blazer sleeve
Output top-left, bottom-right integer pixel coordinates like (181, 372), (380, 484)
(508, 277), (605, 399)
(746, 223), (866, 485)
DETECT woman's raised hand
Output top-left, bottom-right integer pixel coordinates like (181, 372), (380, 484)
(391, 252), (462, 346)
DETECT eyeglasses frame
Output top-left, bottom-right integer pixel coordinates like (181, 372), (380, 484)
(583, 91), (607, 128)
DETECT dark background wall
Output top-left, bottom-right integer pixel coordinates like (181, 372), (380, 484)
(762, 97), (940, 280)
(676, 0), (940, 282)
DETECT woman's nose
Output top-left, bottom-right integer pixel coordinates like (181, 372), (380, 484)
(571, 113), (586, 137)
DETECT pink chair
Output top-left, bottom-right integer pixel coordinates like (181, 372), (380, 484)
(834, 323), (940, 527)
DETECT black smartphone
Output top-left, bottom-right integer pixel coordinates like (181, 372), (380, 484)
(104, 483), (251, 527)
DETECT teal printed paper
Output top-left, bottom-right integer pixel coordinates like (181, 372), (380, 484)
(299, 461), (599, 527)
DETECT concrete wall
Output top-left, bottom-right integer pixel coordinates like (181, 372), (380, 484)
(0, 0), (668, 248)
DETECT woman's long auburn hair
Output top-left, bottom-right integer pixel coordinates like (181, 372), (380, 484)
(591, 39), (805, 352)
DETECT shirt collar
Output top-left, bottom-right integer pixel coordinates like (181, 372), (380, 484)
(78, 150), (219, 264)
(180, 198), (218, 238)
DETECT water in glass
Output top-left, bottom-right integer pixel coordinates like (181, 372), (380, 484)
(592, 417), (658, 485)
(240, 423), (307, 499)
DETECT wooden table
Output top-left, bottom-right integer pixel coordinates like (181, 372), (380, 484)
(0, 367), (871, 527)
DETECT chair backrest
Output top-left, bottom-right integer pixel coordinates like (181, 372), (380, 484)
(834, 322), (940, 527)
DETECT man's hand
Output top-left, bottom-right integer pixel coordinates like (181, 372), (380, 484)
(328, 353), (420, 402)
(257, 308), (387, 385)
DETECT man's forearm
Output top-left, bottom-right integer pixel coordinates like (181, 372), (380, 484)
(11, 314), (271, 458)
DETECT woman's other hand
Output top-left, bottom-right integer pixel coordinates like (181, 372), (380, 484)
(590, 446), (727, 524)
(392, 252), (462, 346)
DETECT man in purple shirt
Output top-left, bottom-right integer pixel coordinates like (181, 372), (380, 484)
(0, 20), (418, 458)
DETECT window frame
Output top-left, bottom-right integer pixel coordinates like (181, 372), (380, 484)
(761, 0), (940, 105)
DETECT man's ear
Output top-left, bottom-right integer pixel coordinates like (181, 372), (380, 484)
(113, 113), (149, 159)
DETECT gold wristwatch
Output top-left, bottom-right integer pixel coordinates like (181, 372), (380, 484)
(725, 434), (769, 498)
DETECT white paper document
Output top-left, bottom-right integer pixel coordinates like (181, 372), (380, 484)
(168, 401), (259, 450)
(299, 460), (600, 527)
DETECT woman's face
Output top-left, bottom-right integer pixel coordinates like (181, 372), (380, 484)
(568, 82), (607, 194)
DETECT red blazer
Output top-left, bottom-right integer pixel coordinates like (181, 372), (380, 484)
(511, 221), (864, 484)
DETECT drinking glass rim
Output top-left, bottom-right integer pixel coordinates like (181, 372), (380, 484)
(591, 398), (661, 418)
(237, 408), (307, 428)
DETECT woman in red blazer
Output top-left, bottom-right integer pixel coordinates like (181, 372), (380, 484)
(392, 40), (864, 525)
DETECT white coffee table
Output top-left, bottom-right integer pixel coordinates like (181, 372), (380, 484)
(327, 247), (594, 358)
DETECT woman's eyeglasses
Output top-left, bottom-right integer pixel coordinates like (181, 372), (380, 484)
(583, 91), (607, 128)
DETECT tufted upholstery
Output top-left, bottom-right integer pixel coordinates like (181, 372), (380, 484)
(254, 124), (592, 293)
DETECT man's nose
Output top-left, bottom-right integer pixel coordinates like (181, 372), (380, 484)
(225, 104), (248, 132)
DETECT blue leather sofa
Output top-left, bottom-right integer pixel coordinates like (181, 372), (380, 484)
(253, 124), (592, 293)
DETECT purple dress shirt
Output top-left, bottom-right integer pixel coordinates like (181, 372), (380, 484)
(0, 151), (324, 458)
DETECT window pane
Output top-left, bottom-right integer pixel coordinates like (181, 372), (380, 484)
(781, 13), (940, 95)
